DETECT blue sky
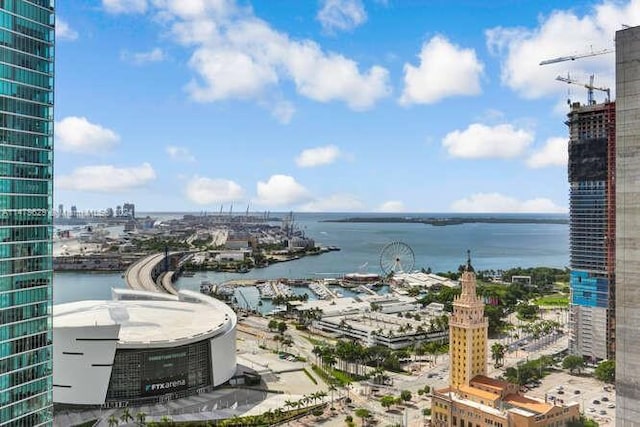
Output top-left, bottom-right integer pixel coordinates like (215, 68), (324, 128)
(53, 0), (630, 213)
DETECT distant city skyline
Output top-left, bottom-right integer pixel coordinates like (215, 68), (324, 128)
(55, 0), (632, 212)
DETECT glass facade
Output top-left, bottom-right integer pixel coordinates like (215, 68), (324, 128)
(570, 270), (609, 308)
(569, 181), (607, 272)
(0, 1), (54, 426)
(106, 340), (211, 404)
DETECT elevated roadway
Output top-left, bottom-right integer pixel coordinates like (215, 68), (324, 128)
(124, 252), (186, 294)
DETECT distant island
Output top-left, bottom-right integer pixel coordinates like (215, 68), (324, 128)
(322, 216), (568, 226)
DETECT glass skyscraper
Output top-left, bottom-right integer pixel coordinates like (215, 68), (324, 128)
(0, 1), (54, 426)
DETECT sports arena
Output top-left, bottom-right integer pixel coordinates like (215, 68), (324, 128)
(53, 289), (237, 406)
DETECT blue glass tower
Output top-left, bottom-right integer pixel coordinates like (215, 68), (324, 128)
(0, 1), (54, 425)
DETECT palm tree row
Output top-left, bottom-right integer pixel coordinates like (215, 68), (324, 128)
(520, 319), (562, 342)
(105, 392), (329, 427)
(313, 340), (373, 377)
(313, 338), (448, 376)
(106, 408), (148, 426)
(284, 390), (328, 411)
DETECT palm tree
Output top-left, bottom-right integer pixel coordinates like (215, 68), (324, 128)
(135, 411), (147, 426)
(263, 409), (274, 424)
(120, 408), (134, 425)
(312, 345), (322, 364)
(316, 390), (328, 403)
(491, 342), (506, 368)
(299, 394), (311, 408)
(328, 384), (337, 408)
(284, 399), (295, 412)
(307, 392), (318, 406)
(355, 408), (371, 427)
(107, 415), (119, 427)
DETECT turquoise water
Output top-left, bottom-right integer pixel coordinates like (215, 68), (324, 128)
(53, 213), (568, 304)
(53, 272), (125, 304)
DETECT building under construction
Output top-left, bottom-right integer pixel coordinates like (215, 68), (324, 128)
(566, 99), (616, 362)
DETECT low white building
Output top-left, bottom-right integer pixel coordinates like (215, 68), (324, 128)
(391, 272), (459, 289)
(313, 311), (448, 350)
(215, 251), (247, 262)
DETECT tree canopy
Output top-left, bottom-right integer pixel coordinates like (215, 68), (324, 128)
(594, 359), (615, 383)
(562, 355), (585, 374)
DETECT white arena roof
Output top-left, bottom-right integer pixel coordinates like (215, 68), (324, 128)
(53, 289), (235, 348)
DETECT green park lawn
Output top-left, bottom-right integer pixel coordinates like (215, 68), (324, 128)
(533, 294), (569, 307)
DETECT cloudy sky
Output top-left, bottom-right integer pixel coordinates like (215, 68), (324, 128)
(54, 0), (632, 213)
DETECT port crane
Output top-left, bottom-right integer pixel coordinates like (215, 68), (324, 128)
(556, 74), (611, 105)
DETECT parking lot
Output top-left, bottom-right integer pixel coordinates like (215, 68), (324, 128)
(525, 371), (615, 426)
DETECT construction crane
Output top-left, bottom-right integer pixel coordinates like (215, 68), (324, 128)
(556, 74), (611, 105)
(539, 47), (614, 65)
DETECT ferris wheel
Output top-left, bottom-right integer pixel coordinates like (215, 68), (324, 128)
(380, 241), (415, 275)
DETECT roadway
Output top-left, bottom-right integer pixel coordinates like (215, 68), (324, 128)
(124, 252), (168, 293)
(160, 270), (179, 295)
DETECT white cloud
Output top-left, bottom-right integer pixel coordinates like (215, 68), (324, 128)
(442, 123), (534, 159)
(186, 176), (244, 205)
(56, 116), (120, 153)
(255, 175), (311, 207)
(102, 0), (147, 14)
(121, 47), (166, 65)
(527, 137), (568, 168)
(451, 192), (567, 213)
(400, 35), (484, 105)
(484, 1), (640, 99)
(147, 0), (390, 113)
(57, 163), (156, 192)
(186, 48), (279, 101)
(376, 200), (405, 212)
(317, 0), (367, 33)
(295, 145), (341, 168)
(300, 194), (365, 212)
(56, 18), (78, 41)
(166, 145), (195, 162)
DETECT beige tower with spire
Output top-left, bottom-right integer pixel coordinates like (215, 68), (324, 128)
(431, 253), (580, 426)
(449, 251), (488, 388)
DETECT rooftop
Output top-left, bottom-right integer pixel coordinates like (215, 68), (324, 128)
(458, 384), (499, 402)
(471, 375), (512, 392)
(504, 393), (553, 415)
(53, 289), (234, 348)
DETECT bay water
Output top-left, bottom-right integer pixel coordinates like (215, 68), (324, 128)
(53, 212), (568, 305)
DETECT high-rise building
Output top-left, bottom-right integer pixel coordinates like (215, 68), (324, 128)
(615, 25), (640, 424)
(0, 1), (55, 426)
(449, 253), (487, 388)
(122, 202), (135, 218)
(431, 255), (580, 426)
(566, 100), (616, 362)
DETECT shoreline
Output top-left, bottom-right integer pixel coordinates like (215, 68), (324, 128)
(322, 216), (568, 226)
